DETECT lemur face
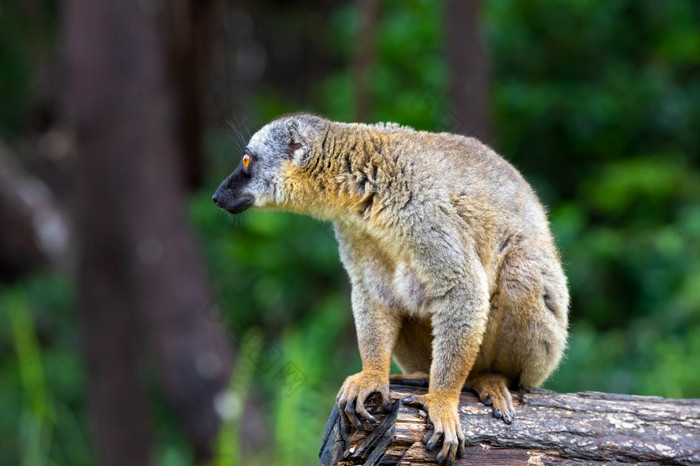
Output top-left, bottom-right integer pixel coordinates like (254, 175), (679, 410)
(212, 119), (291, 214)
(213, 113), (324, 215)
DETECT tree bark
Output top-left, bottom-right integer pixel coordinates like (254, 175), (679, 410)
(445, 0), (492, 143)
(65, 0), (233, 463)
(319, 379), (700, 465)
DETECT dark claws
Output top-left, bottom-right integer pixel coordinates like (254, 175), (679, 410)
(340, 411), (352, 434)
(436, 449), (454, 465)
(482, 395), (492, 406)
(493, 407), (502, 419)
(402, 395), (427, 412)
(345, 405), (363, 430)
(354, 414), (365, 430)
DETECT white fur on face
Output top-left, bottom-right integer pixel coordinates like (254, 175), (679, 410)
(242, 121), (289, 208)
(248, 124), (272, 152)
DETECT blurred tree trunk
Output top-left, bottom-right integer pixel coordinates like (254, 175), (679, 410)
(65, 0), (233, 464)
(168, 0), (204, 191)
(167, 0), (222, 190)
(353, 0), (379, 121)
(445, 0), (492, 143)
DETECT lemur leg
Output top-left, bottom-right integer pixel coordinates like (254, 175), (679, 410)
(404, 245), (490, 465)
(336, 285), (401, 432)
(470, 246), (568, 423)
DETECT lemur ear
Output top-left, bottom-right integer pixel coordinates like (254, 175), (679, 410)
(286, 119), (311, 166)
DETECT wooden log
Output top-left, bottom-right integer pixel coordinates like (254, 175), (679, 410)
(319, 379), (700, 465)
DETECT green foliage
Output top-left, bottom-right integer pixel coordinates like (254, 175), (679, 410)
(0, 278), (89, 466)
(215, 330), (263, 466)
(547, 154), (700, 395)
(0, 0), (58, 139)
(488, 0), (700, 199)
(321, 0), (448, 127)
(6, 288), (54, 466)
(0, 5), (32, 138)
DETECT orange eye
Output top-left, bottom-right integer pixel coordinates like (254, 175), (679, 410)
(242, 154), (251, 168)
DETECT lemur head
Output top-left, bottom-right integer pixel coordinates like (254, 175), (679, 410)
(213, 113), (328, 214)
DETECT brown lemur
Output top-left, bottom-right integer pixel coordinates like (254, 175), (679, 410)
(213, 113), (569, 465)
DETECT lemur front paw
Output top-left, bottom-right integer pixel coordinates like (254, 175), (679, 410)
(403, 393), (465, 466)
(336, 371), (391, 432)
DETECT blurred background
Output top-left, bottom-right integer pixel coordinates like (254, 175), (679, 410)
(1, 0), (699, 464)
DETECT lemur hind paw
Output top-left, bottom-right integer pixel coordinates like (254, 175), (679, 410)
(469, 373), (515, 424)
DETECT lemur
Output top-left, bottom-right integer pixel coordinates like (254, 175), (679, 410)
(213, 113), (569, 465)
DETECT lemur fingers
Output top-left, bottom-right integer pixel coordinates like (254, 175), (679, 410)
(336, 370), (391, 432)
